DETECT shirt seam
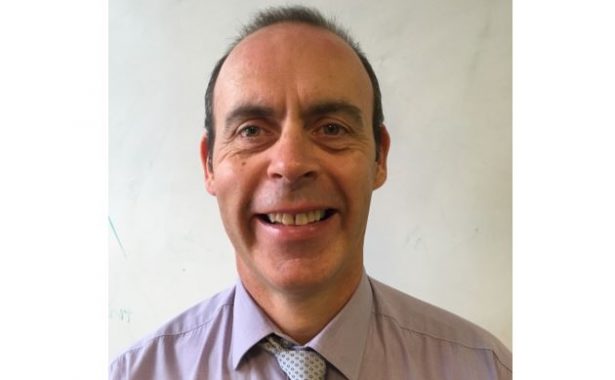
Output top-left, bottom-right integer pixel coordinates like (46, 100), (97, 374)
(375, 311), (512, 373)
(491, 350), (513, 373)
(119, 302), (233, 358)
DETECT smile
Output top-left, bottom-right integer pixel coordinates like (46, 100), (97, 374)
(260, 209), (335, 226)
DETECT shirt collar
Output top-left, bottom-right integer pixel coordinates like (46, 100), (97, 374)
(230, 280), (279, 369)
(307, 272), (373, 380)
(230, 271), (373, 380)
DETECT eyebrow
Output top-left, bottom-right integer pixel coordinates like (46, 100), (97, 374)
(223, 99), (365, 131)
(224, 104), (276, 131)
(302, 100), (364, 126)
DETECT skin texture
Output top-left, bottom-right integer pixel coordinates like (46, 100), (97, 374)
(200, 22), (390, 344)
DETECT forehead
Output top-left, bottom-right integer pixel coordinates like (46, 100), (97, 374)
(214, 23), (373, 122)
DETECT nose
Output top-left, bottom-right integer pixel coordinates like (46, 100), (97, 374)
(267, 124), (318, 184)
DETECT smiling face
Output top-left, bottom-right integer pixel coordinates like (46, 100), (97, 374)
(202, 22), (389, 297)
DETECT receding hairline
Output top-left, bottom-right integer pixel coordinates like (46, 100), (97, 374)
(230, 6), (360, 53)
(220, 21), (370, 83)
(232, 20), (356, 53)
(217, 21), (373, 94)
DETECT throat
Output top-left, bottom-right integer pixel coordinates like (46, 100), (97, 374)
(238, 266), (363, 345)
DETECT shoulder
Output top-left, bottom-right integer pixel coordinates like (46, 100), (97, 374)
(127, 285), (235, 351)
(109, 286), (236, 378)
(369, 277), (512, 373)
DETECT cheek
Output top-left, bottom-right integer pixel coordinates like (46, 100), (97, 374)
(213, 168), (256, 249)
(336, 155), (377, 185)
(330, 158), (377, 209)
(214, 153), (253, 185)
(213, 159), (262, 216)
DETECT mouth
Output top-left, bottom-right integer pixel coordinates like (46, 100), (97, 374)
(257, 209), (336, 226)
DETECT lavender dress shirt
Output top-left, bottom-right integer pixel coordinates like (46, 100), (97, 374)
(110, 273), (512, 379)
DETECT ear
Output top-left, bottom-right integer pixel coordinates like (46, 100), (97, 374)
(200, 134), (216, 196)
(373, 125), (390, 190)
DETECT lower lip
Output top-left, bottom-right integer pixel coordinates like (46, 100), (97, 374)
(255, 213), (337, 242)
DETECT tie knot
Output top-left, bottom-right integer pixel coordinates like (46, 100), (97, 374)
(259, 335), (327, 380)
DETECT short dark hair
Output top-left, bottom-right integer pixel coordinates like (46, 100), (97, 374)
(204, 5), (384, 169)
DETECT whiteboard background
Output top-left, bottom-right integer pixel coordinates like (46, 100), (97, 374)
(109, 0), (511, 359)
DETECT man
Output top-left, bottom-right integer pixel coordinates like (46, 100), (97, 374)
(110, 6), (511, 379)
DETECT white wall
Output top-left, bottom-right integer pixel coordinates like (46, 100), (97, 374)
(109, 0), (511, 359)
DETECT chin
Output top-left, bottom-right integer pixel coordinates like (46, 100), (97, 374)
(270, 265), (332, 290)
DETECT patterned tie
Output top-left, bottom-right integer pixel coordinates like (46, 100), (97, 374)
(260, 335), (327, 380)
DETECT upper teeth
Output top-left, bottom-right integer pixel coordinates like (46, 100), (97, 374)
(267, 210), (326, 225)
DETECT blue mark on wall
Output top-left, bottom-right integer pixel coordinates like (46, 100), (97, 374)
(108, 216), (127, 258)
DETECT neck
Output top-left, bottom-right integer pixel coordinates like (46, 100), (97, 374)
(239, 268), (363, 345)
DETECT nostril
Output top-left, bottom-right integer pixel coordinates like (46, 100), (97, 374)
(268, 165), (318, 183)
(266, 144), (319, 182)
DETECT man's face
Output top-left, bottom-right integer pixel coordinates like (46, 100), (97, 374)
(203, 23), (389, 295)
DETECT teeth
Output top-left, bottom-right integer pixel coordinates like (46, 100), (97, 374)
(295, 213), (308, 225)
(306, 211), (316, 223)
(282, 213), (294, 225)
(266, 210), (327, 225)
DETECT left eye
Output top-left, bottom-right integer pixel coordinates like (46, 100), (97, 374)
(320, 123), (345, 136)
(238, 125), (261, 137)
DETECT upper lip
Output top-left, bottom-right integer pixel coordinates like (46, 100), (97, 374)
(254, 205), (334, 215)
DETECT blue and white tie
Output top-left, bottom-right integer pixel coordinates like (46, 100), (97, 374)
(260, 335), (327, 380)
